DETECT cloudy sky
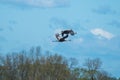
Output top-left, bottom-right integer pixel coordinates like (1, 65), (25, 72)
(0, 0), (120, 77)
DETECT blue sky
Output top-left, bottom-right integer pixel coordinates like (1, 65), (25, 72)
(0, 0), (120, 77)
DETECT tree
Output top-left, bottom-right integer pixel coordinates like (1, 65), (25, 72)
(0, 47), (119, 80)
(83, 58), (102, 80)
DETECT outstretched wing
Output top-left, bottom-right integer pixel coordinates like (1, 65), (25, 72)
(52, 40), (71, 42)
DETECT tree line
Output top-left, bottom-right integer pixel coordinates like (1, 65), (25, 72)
(0, 46), (120, 80)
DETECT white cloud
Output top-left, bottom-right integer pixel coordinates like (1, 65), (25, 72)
(1, 0), (69, 8)
(91, 28), (114, 40)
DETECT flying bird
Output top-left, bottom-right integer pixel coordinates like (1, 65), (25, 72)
(53, 29), (76, 42)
